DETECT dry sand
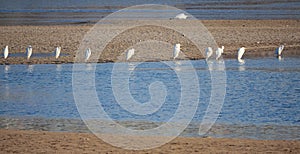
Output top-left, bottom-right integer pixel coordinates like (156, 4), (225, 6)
(0, 129), (299, 153)
(0, 20), (299, 64)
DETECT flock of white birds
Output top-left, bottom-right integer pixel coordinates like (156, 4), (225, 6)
(124, 43), (284, 63)
(1, 13), (285, 63)
(205, 45), (284, 64)
(0, 43), (285, 63)
(1, 45), (92, 61)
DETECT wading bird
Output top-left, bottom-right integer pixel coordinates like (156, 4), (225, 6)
(237, 47), (246, 64)
(85, 48), (91, 62)
(26, 45), (32, 60)
(205, 47), (213, 60)
(275, 45), (284, 56)
(3, 46), (8, 59)
(173, 44), (181, 60)
(215, 46), (224, 60)
(175, 13), (187, 19)
(126, 48), (134, 61)
(55, 47), (61, 59)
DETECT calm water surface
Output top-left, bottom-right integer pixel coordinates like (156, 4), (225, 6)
(0, 58), (299, 140)
(1, 0), (300, 25)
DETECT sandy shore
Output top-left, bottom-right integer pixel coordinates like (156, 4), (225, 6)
(1, 20), (299, 153)
(0, 129), (299, 153)
(0, 20), (299, 64)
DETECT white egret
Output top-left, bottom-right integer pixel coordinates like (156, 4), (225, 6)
(55, 47), (61, 59)
(3, 46), (8, 59)
(215, 46), (224, 60)
(205, 47), (213, 60)
(173, 44), (181, 60)
(26, 45), (32, 60)
(85, 48), (91, 61)
(175, 13), (187, 19)
(126, 48), (134, 61)
(237, 47), (246, 64)
(275, 45), (284, 56)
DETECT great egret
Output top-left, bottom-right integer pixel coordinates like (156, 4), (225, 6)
(173, 44), (181, 60)
(215, 46), (224, 60)
(3, 46), (8, 59)
(55, 47), (61, 59)
(175, 13), (187, 19)
(126, 48), (134, 61)
(26, 45), (32, 60)
(205, 47), (213, 60)
(237, 47), (246, 64)
(275, 45), (284, 56)
(85, 48), (91, 61)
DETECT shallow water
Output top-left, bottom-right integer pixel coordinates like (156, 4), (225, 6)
(1, 0), (300, 25)
(0, 58), (299, 140)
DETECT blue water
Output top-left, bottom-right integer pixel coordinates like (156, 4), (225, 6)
(1, 0), (300, 25)
(0, 58), (300, 139)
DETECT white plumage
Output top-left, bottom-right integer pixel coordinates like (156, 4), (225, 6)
(215, 46), (224, 60)
(55, 47), (61, 59)
(126, 48), (134, 61)
(278, 55), (282, 61)
(237, 47), (246, 64)
(3, 46), (8, 59)
(175, 13), (187, 19)
(85, 48), (91, 61)
(205, 47), (213, 60)
(173, 44), (181, 60)
(275, 45), (284, 56)
(26, 45), (32, 60)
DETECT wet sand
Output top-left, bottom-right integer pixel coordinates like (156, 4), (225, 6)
(0, 129), (299, 153)
(0, 20), (300, 64)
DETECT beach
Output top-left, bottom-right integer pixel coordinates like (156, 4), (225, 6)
(1, 0), (300, 153)
(1, 129), (300, 153)
(1, 19), (300, 153)
(1, 20), (300, 64)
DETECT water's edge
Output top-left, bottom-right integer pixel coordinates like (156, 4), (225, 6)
(1, 117), (299, 140)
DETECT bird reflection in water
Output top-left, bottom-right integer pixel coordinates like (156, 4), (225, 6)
(56, 64), (62, 72)
(238, 64), (246, 71)
(128, 62), (136, 71)
(4, 65), (10, 73)
(27, 65), (34, 73)
(174, 61), (182, 72)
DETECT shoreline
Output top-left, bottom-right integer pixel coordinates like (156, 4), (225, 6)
(0, 129), (299, 153)
(0, 55), (300, 66)
(1, 19), (299, 64)
(1, 116), (299, 141)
